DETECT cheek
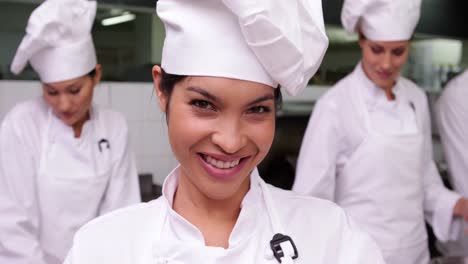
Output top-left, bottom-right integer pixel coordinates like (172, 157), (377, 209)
(248, 117), (275, 155)
(77, 88), (94, 109)
(394, 55), (408, 68)
(362, 50), (379, 68)
(43, 94), (58, 109)
(166, 108), (205, 159)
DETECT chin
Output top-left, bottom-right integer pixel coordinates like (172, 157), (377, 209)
(61, 119), (74, 126)
(195, 165), (252, 201)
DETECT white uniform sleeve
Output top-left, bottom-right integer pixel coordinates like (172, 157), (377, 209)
(293, 99), (342, 200)
(420, 97), (462, 242)
(98, 121), (141, 215)
(0, 116), (47, 263)
(436, 85), (468, 196)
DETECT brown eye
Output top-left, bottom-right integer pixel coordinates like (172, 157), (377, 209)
(46, 89), (58, 96)
(247, 105), (271, 114)
(70, 88), (81, 95)
(190, 99), (215, 111)
(370, 46), (384, 54)
(392, 47), (406, 56)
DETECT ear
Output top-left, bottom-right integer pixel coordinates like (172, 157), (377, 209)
(93, 64), (103, 85)
(152, 65), (168, 113)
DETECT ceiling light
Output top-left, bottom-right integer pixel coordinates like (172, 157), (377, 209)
(101, 12), (136, 26)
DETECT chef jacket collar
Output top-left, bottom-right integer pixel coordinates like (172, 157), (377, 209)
(161, 166), (262, 247)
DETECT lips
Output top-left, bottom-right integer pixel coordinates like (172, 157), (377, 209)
(61, 112), (74, 119)
(376, 71), (393, 80)
(198, 153), (249, 180)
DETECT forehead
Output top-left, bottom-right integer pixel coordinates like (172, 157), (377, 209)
(367, 39), (409, 49)
(178, 76), (275, 99)
(43, 75), (89, 90)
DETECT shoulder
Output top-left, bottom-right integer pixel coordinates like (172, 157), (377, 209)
(76, 202), (154, 236)
(3, 97), (47, 123)
(93, 107), (130, 143)
(94, 107), (128, 131)
(1, 98), (47, 136)
(399, 77), (427, 103)
(317, 74), (354, 108)
(70, 199), (165, 258)
(440, 71), (468, 102)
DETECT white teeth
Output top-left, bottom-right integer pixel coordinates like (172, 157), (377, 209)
(204, 155), (241, 169)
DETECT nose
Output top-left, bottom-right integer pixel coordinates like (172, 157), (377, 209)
(211, 118), (247, 154)
(381, 52), (392, 71)
(58, 95), (72, 112)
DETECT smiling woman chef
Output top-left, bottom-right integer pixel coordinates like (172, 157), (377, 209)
(0, 0), (140, 263)
(294, 0), (468, 263)
(62, 0), (385, 263)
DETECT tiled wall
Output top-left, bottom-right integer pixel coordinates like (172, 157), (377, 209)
(0, 80), (178, 185)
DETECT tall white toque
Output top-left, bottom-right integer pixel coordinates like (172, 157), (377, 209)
(11, 0), (97, 83)
(341, 0), (422, 41)
(157, 0), (329, 96)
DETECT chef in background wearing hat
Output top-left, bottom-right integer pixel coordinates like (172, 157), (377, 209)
(436, 70), (468, 256)
(63, 0), (385, 263)
(0, 0), (140, 263)
(294, 0), (468, 263)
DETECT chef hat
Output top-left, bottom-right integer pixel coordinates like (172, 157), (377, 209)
(156, 0), (328, 96)
(341, 0), (422, 41)
(11, 0), (97, 83)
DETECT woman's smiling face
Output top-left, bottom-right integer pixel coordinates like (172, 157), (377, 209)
(153, 66), (276, 201)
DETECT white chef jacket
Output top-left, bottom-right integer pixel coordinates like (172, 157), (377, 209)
(0, 97), (141, 264)
(64, 166), (385, 264)
(294, 63), (462, 259)
(436, 70), (468, 256)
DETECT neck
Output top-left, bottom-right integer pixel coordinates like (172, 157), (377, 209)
(72, 112), (90, 138)
(173, 173), (250, 248)
(382, 86), (396, 101)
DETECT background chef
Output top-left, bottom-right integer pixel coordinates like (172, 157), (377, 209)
(294, 0), (468, 263)
(0, 0), (140, 263)
(436, 70), (468, 256)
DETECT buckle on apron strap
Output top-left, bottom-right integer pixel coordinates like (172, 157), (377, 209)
(270, 233), (298, 263)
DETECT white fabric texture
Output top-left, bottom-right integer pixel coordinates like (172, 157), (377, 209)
(341, 0), (422, 41)
(10, 0), (97, 83)
(294, 64), (462, 263)
(0, 98), (140, 264)
(64, 166), (385, 263)
(156, 0), (328, 96)
(436, 70), (468, 256)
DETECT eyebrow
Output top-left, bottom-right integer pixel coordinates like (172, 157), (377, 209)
(187, 86), (274, 106)
(392, 46), (406, 51)
(246, 94), (275, 106)
(44, 82), (81, 91)
(187, 86), (220, 102)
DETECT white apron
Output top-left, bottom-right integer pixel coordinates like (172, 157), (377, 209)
(37, 109), (113, 263)
(150, 177), (298, 264)
(336, 93), (429, 264)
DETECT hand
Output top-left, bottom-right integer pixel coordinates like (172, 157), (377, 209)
(453, 198), (468, 235)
